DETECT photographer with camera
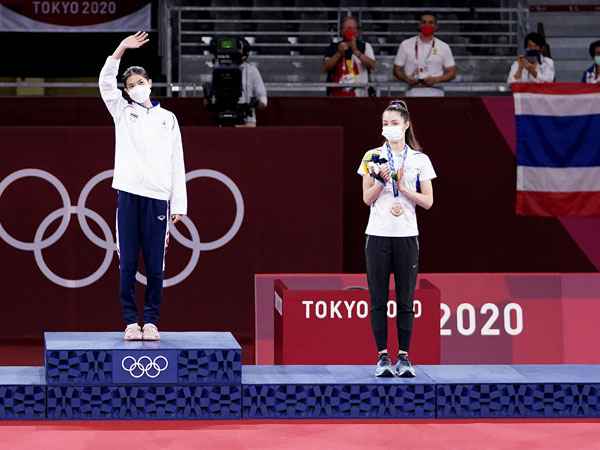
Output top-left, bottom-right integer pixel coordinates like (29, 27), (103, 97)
(230, 47), (267, 127)
(321, 16), (376, 97)
(393, 11), (456, 97)
(507, 32), (555, 84)
(205, 37), (267, 127)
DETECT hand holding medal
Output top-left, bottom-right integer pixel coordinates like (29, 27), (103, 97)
(363, 152), (390, 184)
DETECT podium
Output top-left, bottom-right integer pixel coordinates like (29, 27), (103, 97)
(1, 331), (600, 420)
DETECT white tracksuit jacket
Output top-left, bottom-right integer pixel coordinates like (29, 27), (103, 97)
(99, 56), (187, 215)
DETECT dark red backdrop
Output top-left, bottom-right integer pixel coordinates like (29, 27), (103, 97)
(1, 96), (596, 364)
(1, 97), (594, 275)
(0, 126), (343, 361)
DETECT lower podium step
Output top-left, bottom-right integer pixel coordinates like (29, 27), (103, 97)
(3, 362), (599, 420)
(242, 365), (436, 419)
(0, 367), (46, 420)
(427, 364), (600, 419)
(242, 365), (600, 420)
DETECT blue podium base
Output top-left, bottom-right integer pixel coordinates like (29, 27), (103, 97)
(1, 332), (599, 420)
(0, 367), (46, 420)
(242, 364), (600, 419)
(44, 332), (242, 386)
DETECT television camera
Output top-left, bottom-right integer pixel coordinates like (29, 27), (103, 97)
(203, 37), (258, 126)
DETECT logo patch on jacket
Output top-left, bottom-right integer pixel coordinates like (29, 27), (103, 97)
(129, 111), (138, 122)
(158, 215), (166, 221)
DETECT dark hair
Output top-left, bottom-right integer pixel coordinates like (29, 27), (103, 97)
(524, 32), (546, 50)
(589, 40), (600, 58)
(383, 100), (422, 151)
(122, 66), (150, 87)
(419, 11), (437, 22)
(340, 16), (359, 30)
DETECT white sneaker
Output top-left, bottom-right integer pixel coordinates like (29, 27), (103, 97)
(124, 323), (142, 341)
(142, 323), (160, 340)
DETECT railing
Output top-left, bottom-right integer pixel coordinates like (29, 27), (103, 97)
(161, 3), (529, 86)
(0, 81), (512, 97)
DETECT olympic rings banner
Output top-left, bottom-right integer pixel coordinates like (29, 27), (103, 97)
(0, 126), (344, 351)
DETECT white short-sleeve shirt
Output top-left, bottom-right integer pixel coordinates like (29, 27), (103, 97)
(394, 36), (455, 79)
(357, 144), (436, 237)
(507, 56), (555, 84)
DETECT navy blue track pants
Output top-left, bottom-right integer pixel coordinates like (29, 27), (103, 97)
(116, 191), (169, 326)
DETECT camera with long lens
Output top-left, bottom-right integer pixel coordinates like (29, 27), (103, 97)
(203, 37), (256, 126)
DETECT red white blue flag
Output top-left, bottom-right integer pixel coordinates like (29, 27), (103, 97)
(513, 83), (600, 216)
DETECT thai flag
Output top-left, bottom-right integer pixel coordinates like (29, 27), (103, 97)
(513, 83), (600, 216)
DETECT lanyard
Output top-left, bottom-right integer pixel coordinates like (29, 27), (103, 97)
(414, 37), (435, 76)
(345, 58), (358, 81)
(386, 142), (408, 199)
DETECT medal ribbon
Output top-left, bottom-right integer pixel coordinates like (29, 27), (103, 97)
(386, 142), (408, 199)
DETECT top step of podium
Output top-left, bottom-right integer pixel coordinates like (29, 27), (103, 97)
(44, 332), (242, 386)
(44, 332), (241, 351)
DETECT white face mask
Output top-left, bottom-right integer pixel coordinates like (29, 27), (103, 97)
(128, 84), (151, 104)
(382, 125), (406, 143)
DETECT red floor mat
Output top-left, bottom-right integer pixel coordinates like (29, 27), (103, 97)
(3, 419), (600, 450)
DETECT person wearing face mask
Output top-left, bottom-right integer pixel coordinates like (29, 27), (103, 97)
(507, 32), (555, 84)
(581, 40), (600, 84)
(357, 100), (436, 378)
(393, 11), (456, 97)
(321, 16), (376, 97)
(99, 32), (187, 341)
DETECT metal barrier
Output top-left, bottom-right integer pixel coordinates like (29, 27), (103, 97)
(161, 2), (529, 87)
(0, 81), (512, 97)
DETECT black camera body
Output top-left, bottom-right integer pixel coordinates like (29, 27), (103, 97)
(204, 37), (255, 126)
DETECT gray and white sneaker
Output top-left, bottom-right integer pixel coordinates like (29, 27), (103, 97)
(395, 354), (416, 378)
(124, 323), (142, 341)
(375, 353), (394, 377)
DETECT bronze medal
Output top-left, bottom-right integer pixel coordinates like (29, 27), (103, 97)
(391, 202), (404, 216)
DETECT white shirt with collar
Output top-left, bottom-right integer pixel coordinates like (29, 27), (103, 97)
(507, 56), (555, 83)
(99, 56), (187, 215)
(394, 35), (455, 79)
(357, 144), (436, 237)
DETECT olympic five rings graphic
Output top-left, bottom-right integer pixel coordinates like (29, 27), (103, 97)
(121, 355), (169, 379)
(0, 168), (244, 288)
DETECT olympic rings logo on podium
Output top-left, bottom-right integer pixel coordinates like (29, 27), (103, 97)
(0, 168), (244, 288)
(121, 355), (169, 379)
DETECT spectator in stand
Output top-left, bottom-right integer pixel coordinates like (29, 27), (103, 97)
(507, 32), (555, 84)
(321, 16), (376, 97)
(582, 40), (600, 84)
(393, 11), (456, 97)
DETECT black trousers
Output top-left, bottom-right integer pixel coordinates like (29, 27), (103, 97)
(365, 234), (419, 353)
